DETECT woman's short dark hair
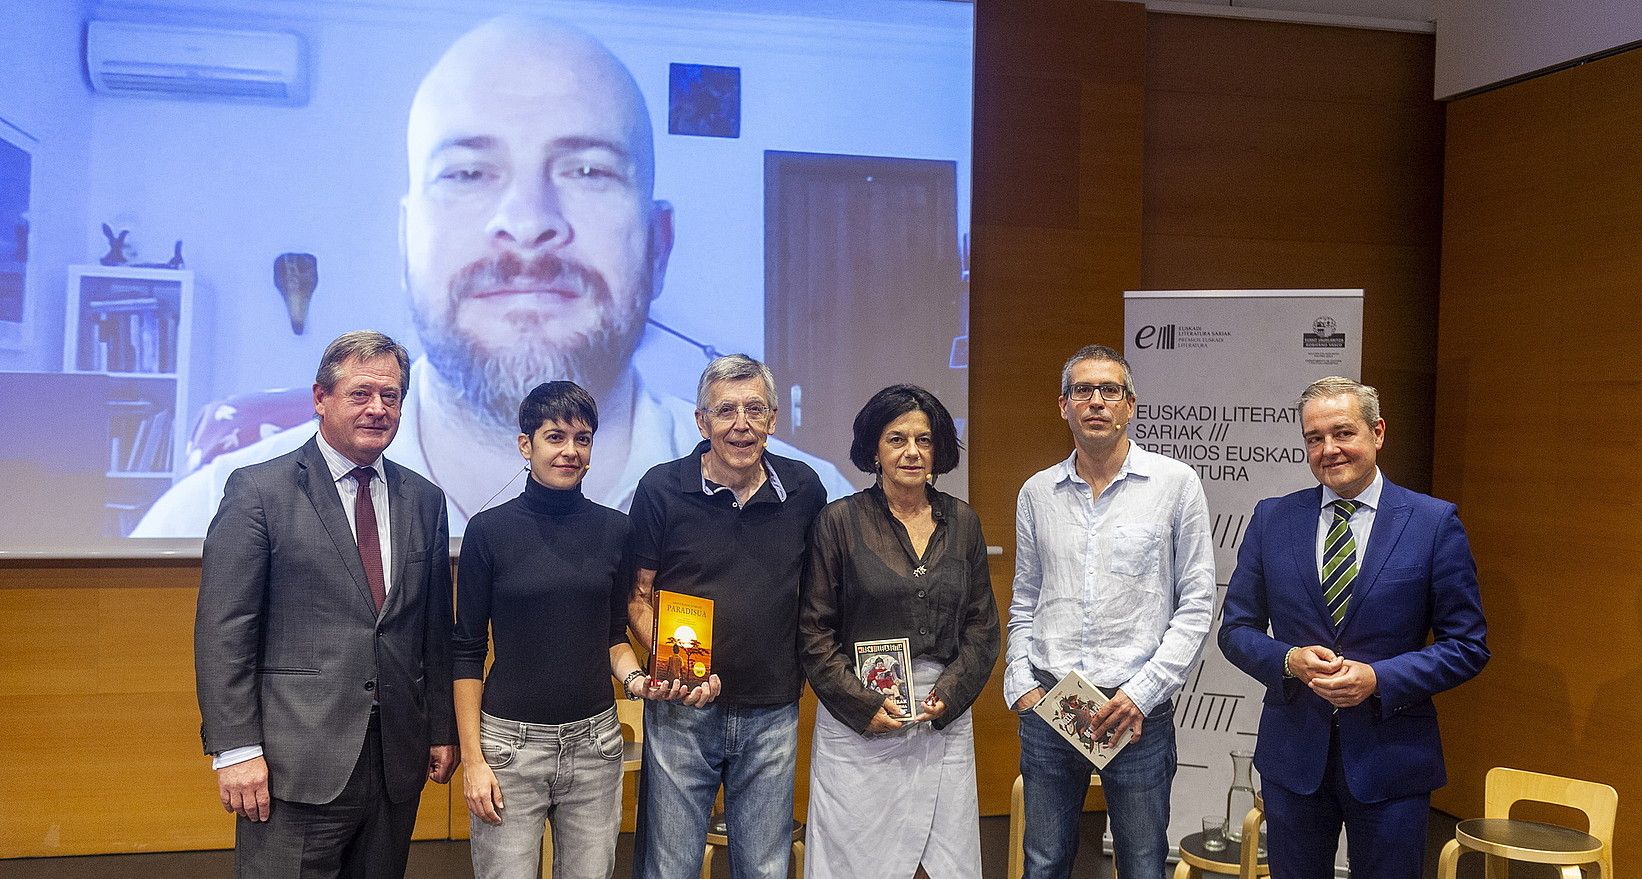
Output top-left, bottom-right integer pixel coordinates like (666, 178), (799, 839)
(849, 384), (962, 476)
(518, 381), (599, 437)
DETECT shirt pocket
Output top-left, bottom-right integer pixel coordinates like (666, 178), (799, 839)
(1108, 523), (1166, 579)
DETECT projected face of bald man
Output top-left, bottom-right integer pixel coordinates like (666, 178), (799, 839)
(403, 18), (673, 430)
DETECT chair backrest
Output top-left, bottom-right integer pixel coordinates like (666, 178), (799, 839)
(1484, 767), (1617, 873)
(616, 696), (644, 745)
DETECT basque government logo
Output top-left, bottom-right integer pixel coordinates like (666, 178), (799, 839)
(1303, 315), (1346, 348)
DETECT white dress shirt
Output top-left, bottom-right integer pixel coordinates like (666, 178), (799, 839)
(1005, 444), (1217, 713)
(212, 434), (392, 771)
(313, 432), (393, 593)
(1315, 468), (1382, 573)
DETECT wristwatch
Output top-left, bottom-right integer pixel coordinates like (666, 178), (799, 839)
(623, 669), (647, 700)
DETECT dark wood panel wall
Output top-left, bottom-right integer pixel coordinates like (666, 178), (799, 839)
(2, 2), (1460, 857)
(1434, 46), (1642, 862)
(1140, 13), (1445, 492)
(967, 0), (1148, 815)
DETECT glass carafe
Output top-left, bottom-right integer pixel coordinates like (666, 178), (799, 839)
(1224, 750), (1256, 843)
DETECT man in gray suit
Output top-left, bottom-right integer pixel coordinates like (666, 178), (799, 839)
(195, 330), (458, 877)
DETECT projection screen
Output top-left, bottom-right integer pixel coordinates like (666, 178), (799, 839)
(0, 0), (973, 556)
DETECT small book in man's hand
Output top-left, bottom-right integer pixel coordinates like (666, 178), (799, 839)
(1032, 670), (1133, 768)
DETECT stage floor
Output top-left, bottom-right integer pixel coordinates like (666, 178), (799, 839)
(3, 811), (1472, 878)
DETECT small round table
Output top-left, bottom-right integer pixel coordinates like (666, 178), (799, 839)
(1173, 830), (1270, 879)
(1446, 818), (1603, 878)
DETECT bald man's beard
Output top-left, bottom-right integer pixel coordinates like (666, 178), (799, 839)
(412, 250), (649, 433)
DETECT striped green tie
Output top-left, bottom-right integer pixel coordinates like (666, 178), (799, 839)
(1321, 499), (1362, 627)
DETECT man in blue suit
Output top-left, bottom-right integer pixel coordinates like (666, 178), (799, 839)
(1220, 376), (1488, 879)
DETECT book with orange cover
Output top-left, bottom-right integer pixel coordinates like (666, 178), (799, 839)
(649, 590), (714, 687)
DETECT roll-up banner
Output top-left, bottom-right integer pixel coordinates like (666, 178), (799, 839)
(1124, 289), (1362, 873)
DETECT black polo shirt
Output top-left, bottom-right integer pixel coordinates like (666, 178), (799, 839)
(629, 440), (827, 706)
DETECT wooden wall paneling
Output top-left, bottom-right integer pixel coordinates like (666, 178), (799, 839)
(1141, 13), (1445, 492)
(969, 0), (1147, 816)
(1435, 45), (1642, 859)
(0, 573), (226, 856)
(0, 564), (451, 858)
(1145, 13), (1435, 106)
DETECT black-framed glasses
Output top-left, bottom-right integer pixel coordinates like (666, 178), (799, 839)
(701, 401), (775, 423)
(1065, 382), (1127, 402)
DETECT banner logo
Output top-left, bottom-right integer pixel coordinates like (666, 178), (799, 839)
(1134, 324), (1176, 350)
(1303, 315), (1346, 349)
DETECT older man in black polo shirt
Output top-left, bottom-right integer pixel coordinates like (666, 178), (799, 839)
(627, 353), (828, 879)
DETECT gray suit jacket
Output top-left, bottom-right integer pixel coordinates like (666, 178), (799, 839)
(195, 436), (456, 805)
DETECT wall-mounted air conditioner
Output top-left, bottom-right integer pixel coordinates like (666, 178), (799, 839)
(86, 20), (309, 106)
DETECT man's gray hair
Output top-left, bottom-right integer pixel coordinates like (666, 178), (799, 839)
(1060, 344), (1135, 397)
(315, 330), (411, 391)
(695, 354), (778, 410)
(1299, 376), (1380, 425)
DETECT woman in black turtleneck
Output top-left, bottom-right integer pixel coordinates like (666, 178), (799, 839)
(452, 381), (650, 879)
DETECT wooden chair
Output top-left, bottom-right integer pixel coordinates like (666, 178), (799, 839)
(1007, 774), (1107, 879)
(701, 811), (804, 879)
(542, 698), (646, 877)
(1238, 793), (1265, 879)
(1436, 767), (1617, 879)
(617, 696), (645, 774)
(1173, 793), (1267, 879)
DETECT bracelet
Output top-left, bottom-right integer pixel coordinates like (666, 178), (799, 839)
(1282, 646), (1300, 679)
(623, 669), (648, 700)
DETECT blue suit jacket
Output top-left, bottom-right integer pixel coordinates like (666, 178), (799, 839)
(1218, 478), (1488, 803)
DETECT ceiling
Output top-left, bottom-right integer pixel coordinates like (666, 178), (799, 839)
(1139, 0), (1434, 33)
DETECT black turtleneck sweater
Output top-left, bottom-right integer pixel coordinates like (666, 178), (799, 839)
(453, 477), (634, 724)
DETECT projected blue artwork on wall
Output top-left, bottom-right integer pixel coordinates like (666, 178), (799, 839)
(669, 62), (741, 138)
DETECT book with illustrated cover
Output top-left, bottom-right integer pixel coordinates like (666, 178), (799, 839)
(1031, 669), (1133, 768)
(649, 590), (713, 687)
(854, 637), (916, 720)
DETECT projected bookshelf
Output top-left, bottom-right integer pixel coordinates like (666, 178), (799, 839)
(62, 266), (193, 533)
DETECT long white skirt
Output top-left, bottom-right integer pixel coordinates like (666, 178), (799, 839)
(804, 660), (982, 879)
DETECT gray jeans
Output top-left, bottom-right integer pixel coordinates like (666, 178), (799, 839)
(469, 707), (625, 879)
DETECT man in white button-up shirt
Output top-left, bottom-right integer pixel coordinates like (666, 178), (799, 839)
(1006, 344), (1215, 879)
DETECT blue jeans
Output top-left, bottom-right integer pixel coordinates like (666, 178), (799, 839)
(469, 708), (625, 879)
(633, 700), (799, 879)
(1019, 672), (1177, 879)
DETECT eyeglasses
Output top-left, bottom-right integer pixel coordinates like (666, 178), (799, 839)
(1065, 383), (1128, 402)
(701, 401), (775, 423)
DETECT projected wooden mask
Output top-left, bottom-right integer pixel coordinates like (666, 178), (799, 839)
(273, 252), (318, 334)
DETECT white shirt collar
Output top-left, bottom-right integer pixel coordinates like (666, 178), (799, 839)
(1054, 441), (1153, 487)
(1320, 467), (1382, 511)
(315, 430), (383, 485)
(700, 452), (788, 502)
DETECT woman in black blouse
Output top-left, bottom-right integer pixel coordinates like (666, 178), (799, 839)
(798, 384), (1000, 879)
(453, 381), (655, 879)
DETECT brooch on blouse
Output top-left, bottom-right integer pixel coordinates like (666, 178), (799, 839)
(913, 565), (928, 577)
